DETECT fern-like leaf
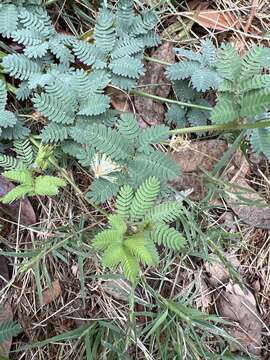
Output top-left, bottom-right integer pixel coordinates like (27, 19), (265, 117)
(41, 123), (69, 143)
(0, 80), (7, 111)
(14, 138), (33, 166)
(130, 176), (160, 219)
(165, 105), (186, 127)
(248, 127), (270, 160)
(78, 94), (110, 116)
(217, 44), (241, 81)
(115, 184), (134, 218)
(34, 175), (66, 196)
(24, 42), (49, 59)
(11, 29), (43, 46)
(146, 202), (182, 223)
(72, 41), (106, 68)
(121, 249), (140, 283)
(87, 177), (120, 204)
(110, 74), (137, 91)
(2, 54), (42, 80)
(0, 4), (18, 37)
(124, 234), (158, 266)
(166, 61), (199, 81)
(112, 38), (143, 59)
(240, 89), (270, 117)
(71, 123), (131, 160)
(0, 320), (21, 342)
(117, 113), (140, 141)
(108, 214), (127, 234)
(0, 110), (17, 128)
(16, 81), (32, 101)
(1, 184), (32, 203)
(94, 8), (115, 53)
(3, 169), (32, 185)
(109, 56), (144, 79)
(191, 68), (222, 91)
(150, 222), (185, 250)
(102, 243), (125, 268)
(130, 152), (180, 181)
(138, 125), (170, 153)
(211, 96), (239, 123)
(92, 229), (121, 250)
(0, 154), (19, 170)
(49, 37), (74, 64)
(18, 8), (53, 36)
(241, 46), (266, 79)
(0, 121), (30, 140)
(32, 93), (75, 124)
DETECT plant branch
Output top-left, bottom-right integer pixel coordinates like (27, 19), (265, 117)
(144, 55), (171, 66)
(170, 119), (270, 135)
(132, 90), (213, 111)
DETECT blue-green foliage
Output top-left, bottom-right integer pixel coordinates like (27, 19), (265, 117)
(0, 0), (168, 198)
(68, 113), (180, 204)
(0, 79), (28, 139)
(0, 0), (159, 144)
(166, 40), (222, 92)
(165, 79), (211, 131)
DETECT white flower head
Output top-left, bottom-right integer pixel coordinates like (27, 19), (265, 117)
(90, 153), (122, 183)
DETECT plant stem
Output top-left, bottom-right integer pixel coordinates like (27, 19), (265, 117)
(132, 90), (213, 111)
(144, 55), (171, 66)
(169, 119), (270, 135)
(29, 137), (108, 217)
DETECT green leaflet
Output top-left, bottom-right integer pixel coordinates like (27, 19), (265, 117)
(166, 40), (222, 92)
(248, 127), (270, 160)
(0, 4), (18, 37)
(92, 177), (185, 283)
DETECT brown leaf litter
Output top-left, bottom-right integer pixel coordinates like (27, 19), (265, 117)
(217, 283), (262, 355)
(169, 140), (270, 229)
(205, 252), (241, 287)
(169, 139), (228, 201)
(135, 42), (175, 127)
(0, 256), (14, 358)
(225, 153), (270, 230)
(41, 279), (62, 306)
(204, 252), (263, 355)
(0, 175), (36, 226)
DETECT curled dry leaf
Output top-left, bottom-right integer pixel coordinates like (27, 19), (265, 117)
(205, 253), (240, 287)
(0, 175), (36, 226)
(217, 283), (262, 355)
(41, 279), (61, 306)
(169, 140), (228, 201)
(135, 42), (175, 127)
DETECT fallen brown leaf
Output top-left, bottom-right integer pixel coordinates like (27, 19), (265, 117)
(108, 86), (132, 112)
(41, 279), (61, 306)
(183, 9), (240, 31)
(195, 274), (212, 312)
(169, 139), (228, 200)
(217, 283), (262, 355)
(135, 42), (175, 127)
(225, 153), (270, 230)
(0, 176), (36, 226)
(205, 253), (240, 287)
